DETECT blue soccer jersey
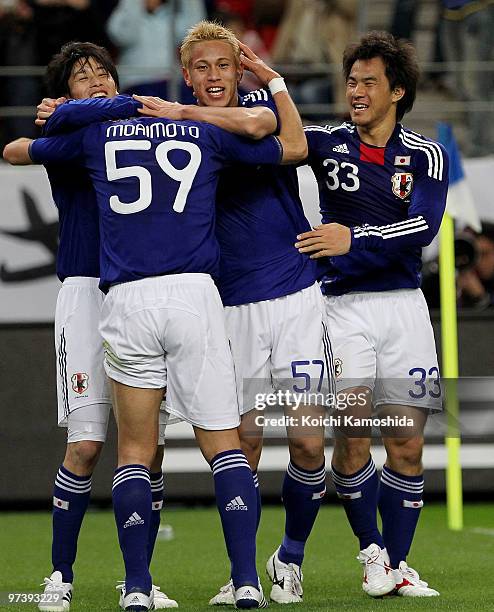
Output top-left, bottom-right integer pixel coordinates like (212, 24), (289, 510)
(305, 122), (449, 295)
(30, 117), (282, 291)
(45, 165), (100, 281)
(41, 95), (141, 281)
(213, 88), (317, 306)
(44, 95), (140, 136)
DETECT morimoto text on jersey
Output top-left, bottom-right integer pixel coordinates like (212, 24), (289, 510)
(29, 116), (282, 291)
(305, 122), (449, 295)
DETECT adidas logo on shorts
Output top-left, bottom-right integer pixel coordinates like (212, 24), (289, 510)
(123, 512), (145, 528)
(332, 143), (350, 154)
(225, 496), (248, 511)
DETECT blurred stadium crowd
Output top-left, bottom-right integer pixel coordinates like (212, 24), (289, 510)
(1, 0), (494, 147)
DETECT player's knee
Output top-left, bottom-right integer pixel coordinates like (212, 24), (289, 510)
(65, 440), (103, 473)
(335, 436), (370, 460)
(332, 437), (371, 472)
(240, 436), (262, 470)
(386, 437), (423, 469)
(289, 437), (325, 468)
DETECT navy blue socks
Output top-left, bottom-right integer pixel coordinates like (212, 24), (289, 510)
(52, 465), (92, 583)
(379, 465), (424, 568)
(278, 461), (326, 567)
(211, 450), (258, 589)
(112, 465), (152, 594)
(331, 457), (384, 550)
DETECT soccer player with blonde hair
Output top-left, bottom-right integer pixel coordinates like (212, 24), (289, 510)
(135, 20), (333, 606)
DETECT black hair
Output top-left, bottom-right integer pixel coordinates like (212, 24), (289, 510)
(343, 31), (419, 121)
(45, 41), (119, 98)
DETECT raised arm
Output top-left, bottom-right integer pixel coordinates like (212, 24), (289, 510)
(237, 41), (306, 162)
(135, 42), (307, 162)
(3, 138), (34, 165)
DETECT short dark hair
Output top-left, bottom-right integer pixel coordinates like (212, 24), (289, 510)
(343, 31), (419, 121)
(45, 41), (119, 98)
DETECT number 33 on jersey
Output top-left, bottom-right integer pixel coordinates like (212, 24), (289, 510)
(305, 122), (448, 254)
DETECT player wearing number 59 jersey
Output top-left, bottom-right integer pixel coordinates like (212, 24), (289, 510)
(297, 32), (448, 599)
(40, 25), (332, 606)
(27, 102), (302, 610)
(30, 118), (283, 292)
(3, 43), (177, 611)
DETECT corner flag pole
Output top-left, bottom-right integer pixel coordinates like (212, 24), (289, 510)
(438, 212), (463, 530)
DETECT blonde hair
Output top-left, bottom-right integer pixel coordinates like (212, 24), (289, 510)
(180, 20), (240, 68)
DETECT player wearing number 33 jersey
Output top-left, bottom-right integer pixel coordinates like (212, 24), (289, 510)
(305, 121), (447, 296)
(296, 32), (449, 599)
(305, 120), (447, 410)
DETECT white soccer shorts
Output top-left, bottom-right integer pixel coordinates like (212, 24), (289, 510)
(66, 402), (169, 444)
(100, 273), (240, 430)
(324, 289), (442, 411)
(224, 282), (335, 415)
(55, 277), (111, 428)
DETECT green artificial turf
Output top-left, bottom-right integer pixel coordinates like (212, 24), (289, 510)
(0, 504), (493, 611)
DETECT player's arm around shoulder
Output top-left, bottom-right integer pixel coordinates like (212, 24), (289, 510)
(3, 138), (34, 165)
(231, 105), (276, 140)
(134, 42), (306, 161)
(42, 95), (140, 137)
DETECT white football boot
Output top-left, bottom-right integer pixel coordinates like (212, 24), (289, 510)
(117, 582), (178, 609)
(266, 548), (303, 604)
(234, 583), (268, 609)
(208, 579), (235, 606)
(38, 571), (72, 611)
(357, 543), (395, 597)
(393, 561), (440, 597)
(121, 588), (153, 611)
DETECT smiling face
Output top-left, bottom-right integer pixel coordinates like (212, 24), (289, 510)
(346, 56), (404, 131)
(67, 56), (118, 100)
(182, 40), (242, 108)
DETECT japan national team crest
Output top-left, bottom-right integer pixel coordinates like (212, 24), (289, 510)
(71, 372), (89, 394)
(391, 172), (413, 200)
(334, 358), (343, 379)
